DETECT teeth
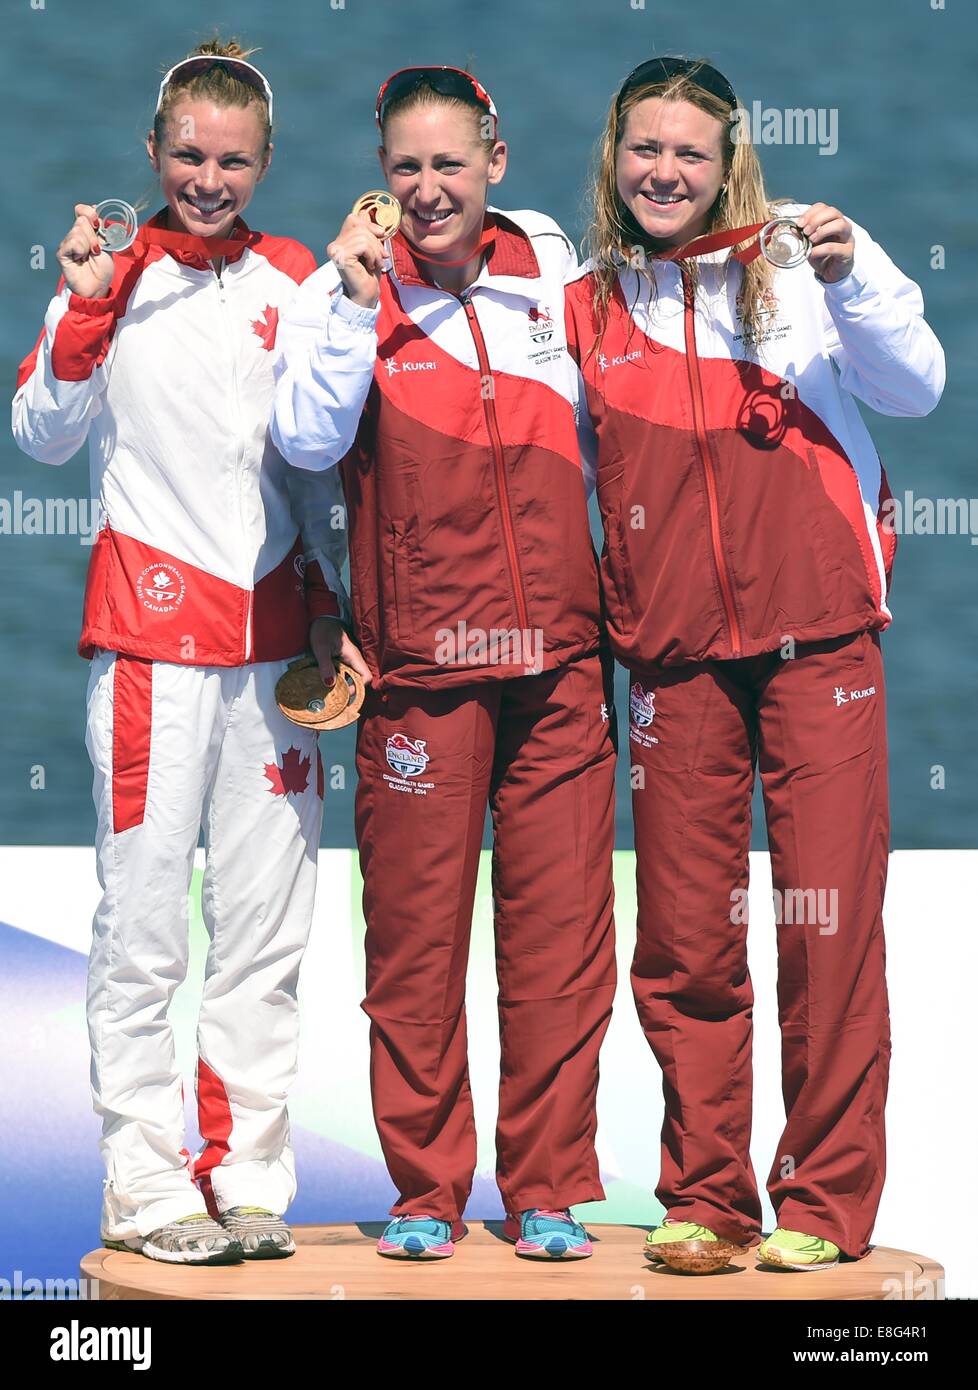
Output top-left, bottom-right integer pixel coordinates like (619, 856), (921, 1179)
(415, 210), (452, 222)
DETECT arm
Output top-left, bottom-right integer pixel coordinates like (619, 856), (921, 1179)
(12, 283), (118, 465)
(271, 260), (380, 474)
(284, 457), (352, 629)
(810, 213), (945, 418)
(564, 277), (599, 497)
(12, 204), (120, 464)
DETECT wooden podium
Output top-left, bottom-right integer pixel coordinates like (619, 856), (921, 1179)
(80, 1223), (945, 1301)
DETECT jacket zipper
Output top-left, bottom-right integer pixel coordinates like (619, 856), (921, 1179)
(459, 290), (530, 636)
(680, 265), (742, 657)
(215, 267), (254, 662)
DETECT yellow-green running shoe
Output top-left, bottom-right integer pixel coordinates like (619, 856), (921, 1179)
(756, 1227), (840, 1270)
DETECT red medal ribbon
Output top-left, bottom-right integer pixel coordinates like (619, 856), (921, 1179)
(135, 223), (254, 260)
(654, 222), (768, 264)
(394, 221), (497, 269)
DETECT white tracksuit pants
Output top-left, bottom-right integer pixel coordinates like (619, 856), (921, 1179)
(85, 650), (323, 1240)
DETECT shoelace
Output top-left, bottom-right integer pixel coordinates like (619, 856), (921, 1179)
(528, 1208), (574, 1224)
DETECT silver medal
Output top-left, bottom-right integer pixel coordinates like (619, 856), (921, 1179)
(94, 199), (138, 254)
(759, 217), (811, 269)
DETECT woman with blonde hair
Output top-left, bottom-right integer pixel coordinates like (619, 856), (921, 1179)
(13, 38), (363, 1264)
(564, 55), (944, 1272)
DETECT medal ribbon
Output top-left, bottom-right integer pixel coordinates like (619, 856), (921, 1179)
(393, 221), (497, 268)
(134, 223), (255, 260)
(652, 222), (768, 263)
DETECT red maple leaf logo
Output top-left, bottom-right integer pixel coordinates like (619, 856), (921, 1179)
(251, 303), (279, 351)
(264, 745), (311, 796)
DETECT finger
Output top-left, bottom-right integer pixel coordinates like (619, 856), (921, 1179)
(798, 205), (834, 236)
(807, 219), (849, 245)
(316, 652), (337, 688)
(808, 239), (852, 261)
(804, 213), (849, 244)
(74, 206), (100, 237)
(340, 641), (373, 687)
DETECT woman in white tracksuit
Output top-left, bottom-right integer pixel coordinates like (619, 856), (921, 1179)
(12, 41), (366, 1265)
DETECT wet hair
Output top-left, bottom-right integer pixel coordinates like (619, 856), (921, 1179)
(153, 36), (272, 156)
(584, 60), (789, 353)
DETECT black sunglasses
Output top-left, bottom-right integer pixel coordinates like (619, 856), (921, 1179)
(376, 66), (498, 136)
(615, 57), (738, 115)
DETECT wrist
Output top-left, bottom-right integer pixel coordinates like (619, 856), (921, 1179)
(333, 290), (380, 330)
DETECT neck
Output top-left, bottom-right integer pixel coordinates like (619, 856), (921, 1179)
(164, 205), (233, 271)
(430, 250), (484, 296)
(620, 203), (710, 255)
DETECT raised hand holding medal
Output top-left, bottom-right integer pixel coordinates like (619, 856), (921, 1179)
(56, 203), (119, 299)
(794, 202), (855, 282)
(326, 191), (402, 308)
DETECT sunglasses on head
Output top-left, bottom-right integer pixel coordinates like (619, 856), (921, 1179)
(615, 57), (738, 115)
(156, 55), (274, 125)
(375, 66), (498, 137)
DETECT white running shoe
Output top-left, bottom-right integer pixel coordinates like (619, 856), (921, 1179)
(103, 1213), (244, 1265)
(217, 1206), (296, 1259)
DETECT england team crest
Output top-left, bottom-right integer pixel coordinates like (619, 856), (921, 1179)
(385, 732), (430, 778)
(629, 682), (656, 729)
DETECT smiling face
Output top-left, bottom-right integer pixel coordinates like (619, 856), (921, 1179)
(616, 96), (727, 247)
(379, 103), (506, 260)
(147, 98), (271, 239)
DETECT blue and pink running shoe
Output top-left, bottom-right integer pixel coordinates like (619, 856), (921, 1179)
(376, 1213), (466, 1259)
(502, 1208), (593, 1259)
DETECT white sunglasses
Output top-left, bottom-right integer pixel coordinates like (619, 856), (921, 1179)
(155, 55), (274, 125)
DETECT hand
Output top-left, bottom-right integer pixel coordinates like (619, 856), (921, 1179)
(326, 211), (387, 309)
(309, 616), (373, 690)
(798, 203), (855, 284)
(56, 204), (115, 299)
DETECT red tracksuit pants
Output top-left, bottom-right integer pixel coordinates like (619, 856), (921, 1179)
(354, 653), (617, 1222)
(627, 629), (891, 1258)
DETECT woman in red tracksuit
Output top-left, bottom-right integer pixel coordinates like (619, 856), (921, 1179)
(565, 56), (945, 1272)
(273, 67), (617, 1261)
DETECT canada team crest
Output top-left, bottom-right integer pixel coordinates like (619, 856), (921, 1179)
(629, 682), (656, 729)
(135, 563), (186, 614)
(385, 732), (430, 778)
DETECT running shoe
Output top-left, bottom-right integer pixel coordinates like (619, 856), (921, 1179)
(644, 1218), (718, 1260)
(217, 1206), (296, 1259)
(376, 1213), (466, 1259)
(103, 1213), (244, 1265)
(502, 1208), (593, 1259)
(643, 1219), (746, 1273)
(756, 1227), (841, 1270)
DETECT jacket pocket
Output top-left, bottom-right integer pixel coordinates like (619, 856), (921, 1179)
(390, 521), (416, 648)
(598, 466), (635, 630)
(803, 446), (849, 613)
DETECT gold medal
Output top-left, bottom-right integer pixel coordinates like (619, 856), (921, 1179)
(351, 190), (402, 238)
(275, 656), (366, 731)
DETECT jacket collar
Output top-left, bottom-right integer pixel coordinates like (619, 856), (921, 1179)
(138, 208), (255, 272)
(390, 210), (540, 292)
